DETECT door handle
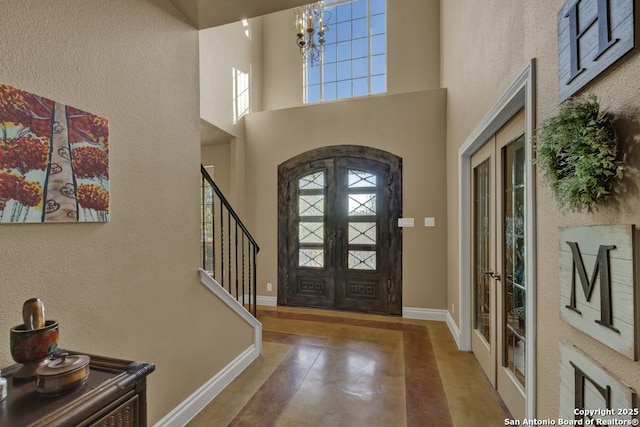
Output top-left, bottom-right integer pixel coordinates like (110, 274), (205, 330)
(483, 269), (501, 281)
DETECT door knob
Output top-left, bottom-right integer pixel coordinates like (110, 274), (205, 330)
(483, 269), (501, 280)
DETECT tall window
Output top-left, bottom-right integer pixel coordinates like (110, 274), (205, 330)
(304, 0), (386, 103)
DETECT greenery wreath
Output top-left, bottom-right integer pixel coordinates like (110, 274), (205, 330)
(536, 94), (624, 213)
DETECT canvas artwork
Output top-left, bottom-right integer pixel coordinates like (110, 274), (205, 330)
(0, 82), (109, 223)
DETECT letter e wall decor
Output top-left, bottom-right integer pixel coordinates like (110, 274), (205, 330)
(560, 342), (637, 423)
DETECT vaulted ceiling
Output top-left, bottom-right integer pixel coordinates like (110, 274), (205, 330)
(169, 0), (311, 29)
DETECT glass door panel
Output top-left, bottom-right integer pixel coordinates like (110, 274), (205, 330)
(471, 138), (497, 387)
(502, 136), (526, 388)
(474, 159), (491, 343)
(495, 110), (526, 421)
(346, 169), (378, 272)
(298, 171), (326, 268)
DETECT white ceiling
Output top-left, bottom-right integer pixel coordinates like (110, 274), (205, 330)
(169, 0), (311, 29)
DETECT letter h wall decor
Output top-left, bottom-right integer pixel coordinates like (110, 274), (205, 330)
(558, 0), (634, 101)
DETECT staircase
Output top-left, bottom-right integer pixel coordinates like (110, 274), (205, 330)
(201, 165), (259, 316)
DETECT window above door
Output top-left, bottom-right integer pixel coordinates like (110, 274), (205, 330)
(304, 0), (387, 103)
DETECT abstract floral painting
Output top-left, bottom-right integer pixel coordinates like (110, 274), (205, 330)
(0, 83), (109, 223)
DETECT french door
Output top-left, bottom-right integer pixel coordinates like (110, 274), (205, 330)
(278, 146), (402, 315)
(471, 110), (526, 419)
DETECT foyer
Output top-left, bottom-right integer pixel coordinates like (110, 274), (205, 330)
(3, 0), (640, 424)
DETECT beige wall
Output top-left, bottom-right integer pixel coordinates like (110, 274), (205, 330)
(262, 0), (441, 111)
(261, 9), (305, 111)
(201, 140), (247, 215)
(442, 0), (640, 418)
(0, 1), (253, 423)
(244, 89), (448, 309)
(200, 17), (263, 137)
(441, 0), (526, 324)
(202, 143), (232, 195)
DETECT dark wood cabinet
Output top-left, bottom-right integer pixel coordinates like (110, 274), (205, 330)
(0, 350), (155, 427)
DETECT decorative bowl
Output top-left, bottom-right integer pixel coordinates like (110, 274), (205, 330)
(9, 320), (59, 381)
(36, 353), (90, 395)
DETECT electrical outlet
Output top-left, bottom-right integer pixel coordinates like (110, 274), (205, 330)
(267, 283), (273, 292)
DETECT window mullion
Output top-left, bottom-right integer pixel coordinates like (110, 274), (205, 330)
(367, 0), (371, 95)
(319, 57), (324, 101)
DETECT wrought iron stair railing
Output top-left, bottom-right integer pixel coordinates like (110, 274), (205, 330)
(201, 165), (259, 317)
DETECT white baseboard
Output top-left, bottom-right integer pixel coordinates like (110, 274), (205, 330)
(402, 307), (447, 321)
(446, 311), (462, 350)
(243, 294), (277, 307)
(257, 295), (277, 306)
(154, 344), (260, 427)
(402, 307), (462, 350)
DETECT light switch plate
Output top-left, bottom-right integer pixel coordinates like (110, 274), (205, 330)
(425, 217), (436, 227)
(398, 218), (415, 227)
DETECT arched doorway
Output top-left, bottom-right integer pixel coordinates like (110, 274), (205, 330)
(277, 145), (402, 315)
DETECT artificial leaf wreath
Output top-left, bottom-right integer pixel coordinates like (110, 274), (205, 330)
(536, 94), (624, 212)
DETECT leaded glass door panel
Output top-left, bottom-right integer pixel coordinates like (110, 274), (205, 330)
(471, 138), (497, 387)
(495, 111), (526, 421)
(278, 146), (402, 315)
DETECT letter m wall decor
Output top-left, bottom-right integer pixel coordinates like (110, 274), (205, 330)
(558, 0), (634, 101)
(559, 225), (638, 360)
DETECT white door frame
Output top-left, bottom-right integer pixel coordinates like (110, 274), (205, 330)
(457, 59), (537, 418)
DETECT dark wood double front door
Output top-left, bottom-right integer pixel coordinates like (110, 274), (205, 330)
(278, 146), (402, 315)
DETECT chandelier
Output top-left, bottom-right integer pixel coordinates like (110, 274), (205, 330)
(293, 2), (330, 66)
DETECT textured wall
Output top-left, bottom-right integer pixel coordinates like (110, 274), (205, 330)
(244, 89), (448, 309)
(442, 0), (640, 418)
(441, 0), (526, 329)
(0, 0), (253, 423)
(200, 17), (263, 138)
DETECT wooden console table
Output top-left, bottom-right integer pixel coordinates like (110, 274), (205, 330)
(0, 350), (155, 427)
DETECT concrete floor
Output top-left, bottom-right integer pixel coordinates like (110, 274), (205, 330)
(188, 306), (508, 427)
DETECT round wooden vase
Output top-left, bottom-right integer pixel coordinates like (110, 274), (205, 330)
(9, 320), (59, 381)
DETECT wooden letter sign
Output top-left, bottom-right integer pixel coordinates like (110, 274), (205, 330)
(559, 225), (637, 360)
(560, 342), (637, 424)
(558, 0), (634, 101)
